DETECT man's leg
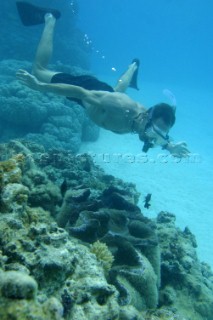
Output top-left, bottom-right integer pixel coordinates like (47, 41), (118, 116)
(114, 59), (140, 93)
(32, 14), (58, 83)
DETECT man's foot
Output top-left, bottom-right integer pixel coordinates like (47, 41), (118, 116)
(132, 58), (140, 68)
(44, 13), (56, 24)
(129, 58), (140, 90)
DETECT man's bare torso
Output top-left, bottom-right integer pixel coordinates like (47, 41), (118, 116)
(82, 91), (145, 134)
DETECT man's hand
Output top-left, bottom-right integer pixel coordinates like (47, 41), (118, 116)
(167, 141), (190, 158)
(16, 69), (41, 91)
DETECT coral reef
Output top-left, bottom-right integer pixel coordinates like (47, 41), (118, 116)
(0, 59), (99, 151)
(0, 140), (212, 320)
(157, 212), (213, 320)
(0, 271), (38, 299)
(0, 153), (28, 213)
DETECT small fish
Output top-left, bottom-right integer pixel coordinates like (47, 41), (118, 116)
(144, 193), (152, 209)
(60, 179), (68, 197)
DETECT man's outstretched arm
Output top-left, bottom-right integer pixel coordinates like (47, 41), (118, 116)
(16, 69), (88, 100)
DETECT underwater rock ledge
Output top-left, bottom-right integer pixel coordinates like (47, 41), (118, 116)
(0, 140), (213, 320)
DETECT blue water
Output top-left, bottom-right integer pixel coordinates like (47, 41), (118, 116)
(77, 0), (213, 90)
(76, 0), (213, 267)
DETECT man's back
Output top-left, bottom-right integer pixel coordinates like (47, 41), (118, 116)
(83, 91), (145, 134)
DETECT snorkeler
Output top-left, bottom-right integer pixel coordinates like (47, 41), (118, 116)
(16, 2), (189, 158)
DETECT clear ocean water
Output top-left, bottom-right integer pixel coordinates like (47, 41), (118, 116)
(2, 0), (213, 269)
(77, 0), (213, 268)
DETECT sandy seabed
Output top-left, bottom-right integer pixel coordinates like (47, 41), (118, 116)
(80, 80), (213, 268)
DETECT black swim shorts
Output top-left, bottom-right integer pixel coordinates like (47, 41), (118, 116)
(51, 73), (114, 106)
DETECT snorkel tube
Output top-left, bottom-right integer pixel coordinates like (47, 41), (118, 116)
(142, 140), (155, 153)
(162, 89), (177, 110)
